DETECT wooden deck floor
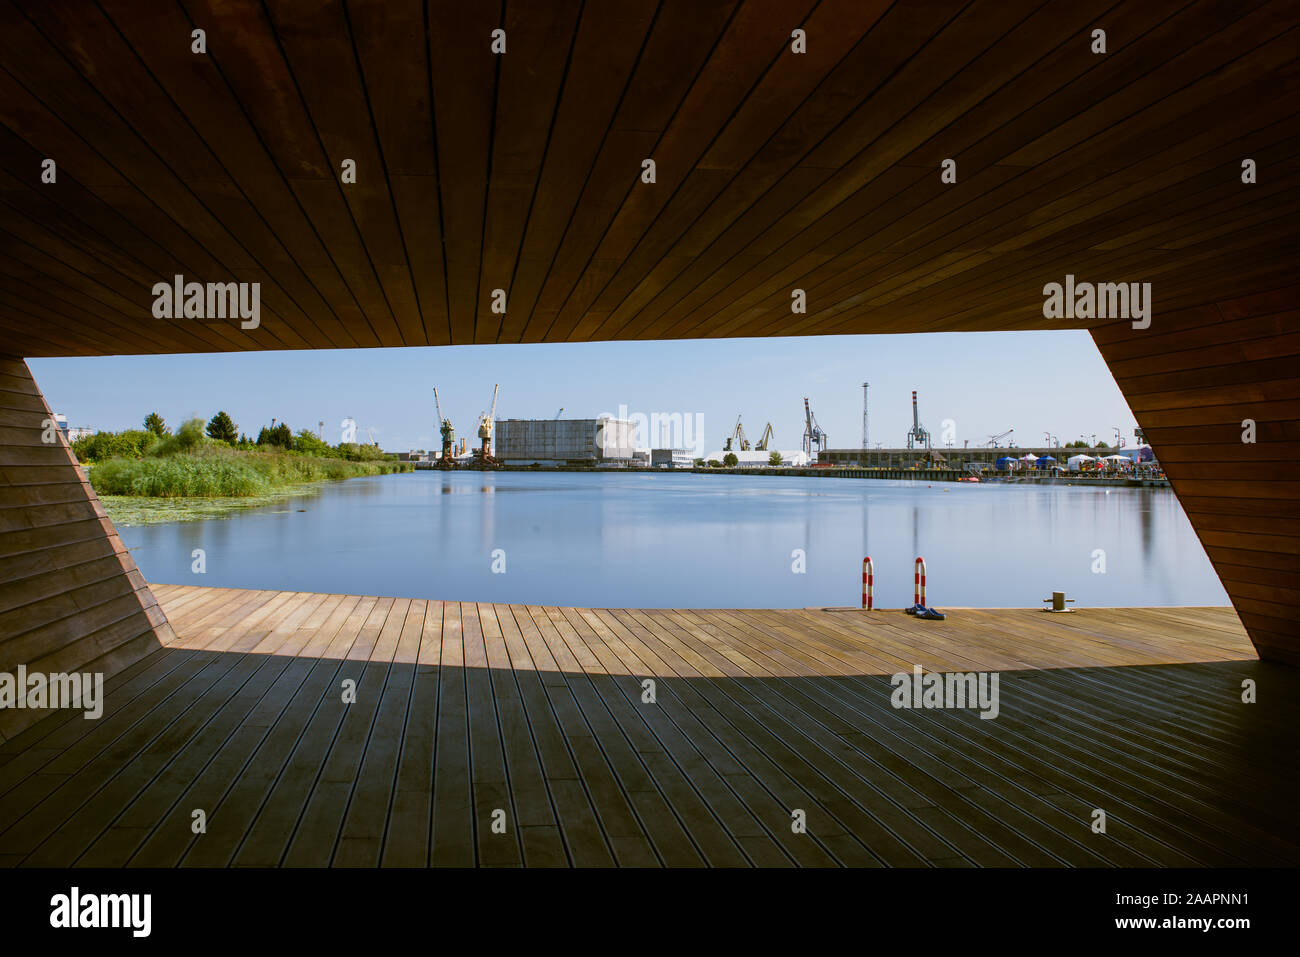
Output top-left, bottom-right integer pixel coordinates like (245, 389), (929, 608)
(2, 585), (1297, 867)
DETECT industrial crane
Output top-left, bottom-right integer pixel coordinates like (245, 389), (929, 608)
(433, 387), (456, 467)
(724, 415), (751, 452)
(755, 422), (775, 451)
(802, 398), (827, 457)
(554, 407), (564, 419)
(986, 428), (1014, 448)
(906, 390), (931, 450)
(476, 383), (500, 461)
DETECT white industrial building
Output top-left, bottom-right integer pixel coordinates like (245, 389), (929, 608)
(703, 449), (810, 468)
(651, 448), (695, 468)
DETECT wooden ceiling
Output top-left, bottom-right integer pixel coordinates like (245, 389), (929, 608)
(0, 0), (1297, 358)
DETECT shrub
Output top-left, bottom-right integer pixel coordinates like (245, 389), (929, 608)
(150, 417), (208, 456)
(723, 452), (739, 467)
(768, 451), (782, 466)
(72, 429), (157, 463)
(292, 429), (333, 456)
(334, 441), (385, 461)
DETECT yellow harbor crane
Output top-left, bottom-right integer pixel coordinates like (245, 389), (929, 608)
(476, 383), (500, 460)
(755, 422), (775, 451)
(723, 415), (751, 452)
(433, 387), (456, 467)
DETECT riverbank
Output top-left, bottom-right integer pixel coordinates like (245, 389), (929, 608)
(87, 444), (413, 524)
(461, 462), (1171, 486)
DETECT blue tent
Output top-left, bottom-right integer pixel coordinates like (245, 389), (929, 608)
(995, 456), (1015, 470)
(1036, 455), (1057, 470)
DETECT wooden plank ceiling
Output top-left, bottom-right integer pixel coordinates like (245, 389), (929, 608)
(0, 0), (1296, 661)
(0, 0), (1296, 356)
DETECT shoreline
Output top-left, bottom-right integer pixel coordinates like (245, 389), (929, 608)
(100, 483), (328, 526)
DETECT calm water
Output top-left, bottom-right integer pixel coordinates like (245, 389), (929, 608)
(118, 471), (1228, 609)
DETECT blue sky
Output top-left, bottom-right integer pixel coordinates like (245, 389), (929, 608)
(30, 330), (1139, 453)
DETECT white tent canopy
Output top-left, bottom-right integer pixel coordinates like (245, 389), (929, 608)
(1067, 454), (1094, 471)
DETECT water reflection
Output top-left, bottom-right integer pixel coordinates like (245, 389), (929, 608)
(117, 472), (1229, 610)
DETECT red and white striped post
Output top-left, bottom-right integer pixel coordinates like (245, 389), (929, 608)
(914, 556), (926, 607)
(862, 557), (873, 609)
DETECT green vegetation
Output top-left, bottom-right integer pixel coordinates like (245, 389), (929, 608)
(707, 459), (723, 468)
(98, 487), (326, 527)
(723, 452), (739, 467)
(206, 411), (239, 444)
(143, 412), (167, 437)
(768, 451), (782, 466)
(88, 445), (406, 498)
(73, 414), (410, 523)
(256, 421), (292, 447)
(72, 429), (157, 462)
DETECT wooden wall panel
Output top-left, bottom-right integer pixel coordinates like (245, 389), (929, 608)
(0, 357), (171, 740)
(1093, 283), (1300, 665)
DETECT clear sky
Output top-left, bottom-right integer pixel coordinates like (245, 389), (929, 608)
(29, 330), (1139, 454)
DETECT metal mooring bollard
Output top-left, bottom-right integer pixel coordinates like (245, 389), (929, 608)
(1041, 590), (1076, 613)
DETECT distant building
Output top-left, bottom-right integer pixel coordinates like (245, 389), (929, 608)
(51, 413), (93, 443)
(496, 417), (636, 466)
(651, 448), (695, 468)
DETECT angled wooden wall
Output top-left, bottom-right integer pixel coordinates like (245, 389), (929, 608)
(1093, 283), (1300, 665)
(0, 357), (172, 740)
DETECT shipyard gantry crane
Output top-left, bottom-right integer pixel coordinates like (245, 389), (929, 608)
(433, 387), (456, 468)
(476, 384), (500, 462)
(724, 415), (751, 452)
(475, 384), (499, 468)
(802, 398), (827, 457)
(986, 428), (1014, 448)
(906, 390), (931, 450)
(755, 422), (775, 451)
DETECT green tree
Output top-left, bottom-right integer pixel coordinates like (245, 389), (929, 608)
(257, 422), (293, 448)
(293, 429), (333, 456)
(768, 451), (783, 466)
(693, 458), (705, 468)
(707, 459), (723, 468)
(143, 412), (168, 437)
(723, 452), (739, 467)
(1096, 440), (1109, 449)
(205, 411), (239, 444)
